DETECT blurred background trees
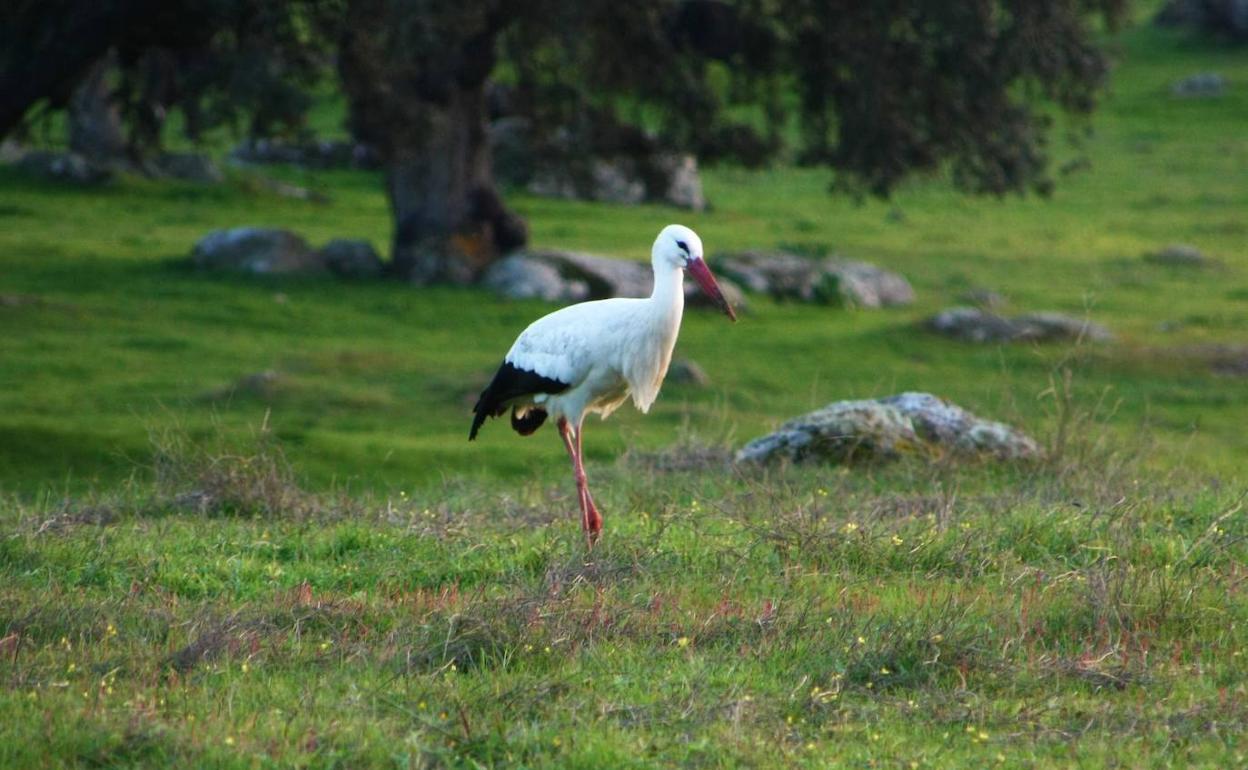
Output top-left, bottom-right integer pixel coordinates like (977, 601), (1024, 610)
(2, 0), (1132, 280)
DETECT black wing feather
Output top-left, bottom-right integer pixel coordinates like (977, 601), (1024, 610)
(469, 360), (570, 440)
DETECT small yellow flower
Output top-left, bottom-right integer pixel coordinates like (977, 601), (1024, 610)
(677, 637), (690, 648)
(67, 663), (76, 673)
(417, 701), (426, 710)
(241, 662), (250, 673)
(857, 636), (866, 645)
(880, 667), (890, 675)
(978, 731), (989, 741)
(891, 535), (904, 546)
(224, 736), (235, 746)
(552, 737), (562, 747)
(930, 634), (943, 643)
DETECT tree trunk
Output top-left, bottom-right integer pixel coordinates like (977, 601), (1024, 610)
(68, 53), (127, 165)
(387, 84), (526, 283)
(339, 1), (526, 284)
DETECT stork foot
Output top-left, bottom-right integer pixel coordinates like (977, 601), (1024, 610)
(582, 498), (603, 547)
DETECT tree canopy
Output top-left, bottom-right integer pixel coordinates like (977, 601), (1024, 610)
(3, 0), (1129, 278)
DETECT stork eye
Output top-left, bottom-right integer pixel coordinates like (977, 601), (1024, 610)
(676, 240), (689, 254)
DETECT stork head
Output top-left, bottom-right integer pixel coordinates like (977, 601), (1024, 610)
(653, 224), (737, 321)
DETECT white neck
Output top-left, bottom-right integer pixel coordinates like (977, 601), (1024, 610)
(650, 261), (685, 320)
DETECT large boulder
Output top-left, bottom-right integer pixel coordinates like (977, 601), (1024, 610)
(480, 253), (591, 303)
(735, 392), (1041, 465)
(715, 251), (914, 307)
(926, 307), (1112, 343)
(192, 228), (325, 275)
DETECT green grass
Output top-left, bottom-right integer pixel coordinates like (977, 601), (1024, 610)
(1, 14), (1247, 768)
(2, 445), (1246, 767)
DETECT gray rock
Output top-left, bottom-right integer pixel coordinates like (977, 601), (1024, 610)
(529, 160), (646, 206)
(151, 152), (223, 183)
(16, 151), (112, 184)
(536, 249), (653, 298)
(827, 259), (916, 308)
(527, 154), (708, 211)
(320, 239), (383, 279)
(0, 139), (24, 164)
(735, 392), (1041, 465)
(481, 254), (591, 303)
(192, 228), (325, 275)
(715, 251), (914, 307)
(660, 154), (707, 211)
(926, 307), (1112, 343)
(1145, 243), (1209, 267)
(1171, 72), (1227, 98)
(667, 358), (710, 387)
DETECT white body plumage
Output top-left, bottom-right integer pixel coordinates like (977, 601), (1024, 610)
(504, 264), (686, 425)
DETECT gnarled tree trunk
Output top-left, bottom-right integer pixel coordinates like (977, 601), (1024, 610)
(340, 0), (526, 284)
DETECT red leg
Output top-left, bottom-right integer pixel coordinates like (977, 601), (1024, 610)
(558, 418), (593, 543)
(557, 417), (601, 547)
(574, 423), (603, 542)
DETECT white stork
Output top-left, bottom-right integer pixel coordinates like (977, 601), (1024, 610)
(470, 224), (736, 545)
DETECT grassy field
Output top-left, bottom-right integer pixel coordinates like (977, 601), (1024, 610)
(1, 12), (1247, 769)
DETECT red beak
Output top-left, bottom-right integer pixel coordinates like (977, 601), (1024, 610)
(686, 257), (737, 322)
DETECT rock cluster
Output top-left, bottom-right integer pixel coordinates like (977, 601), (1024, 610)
(480, 249), (748, 311)
(715, 251), (915, 308)
(527, 153), (707, 211)
(191, 228), (383, 279)
(229, 138), (381, 170)
(926, 307), (1112, 344)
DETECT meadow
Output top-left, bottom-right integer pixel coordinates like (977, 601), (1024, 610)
(1, 15), (1247, 769)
